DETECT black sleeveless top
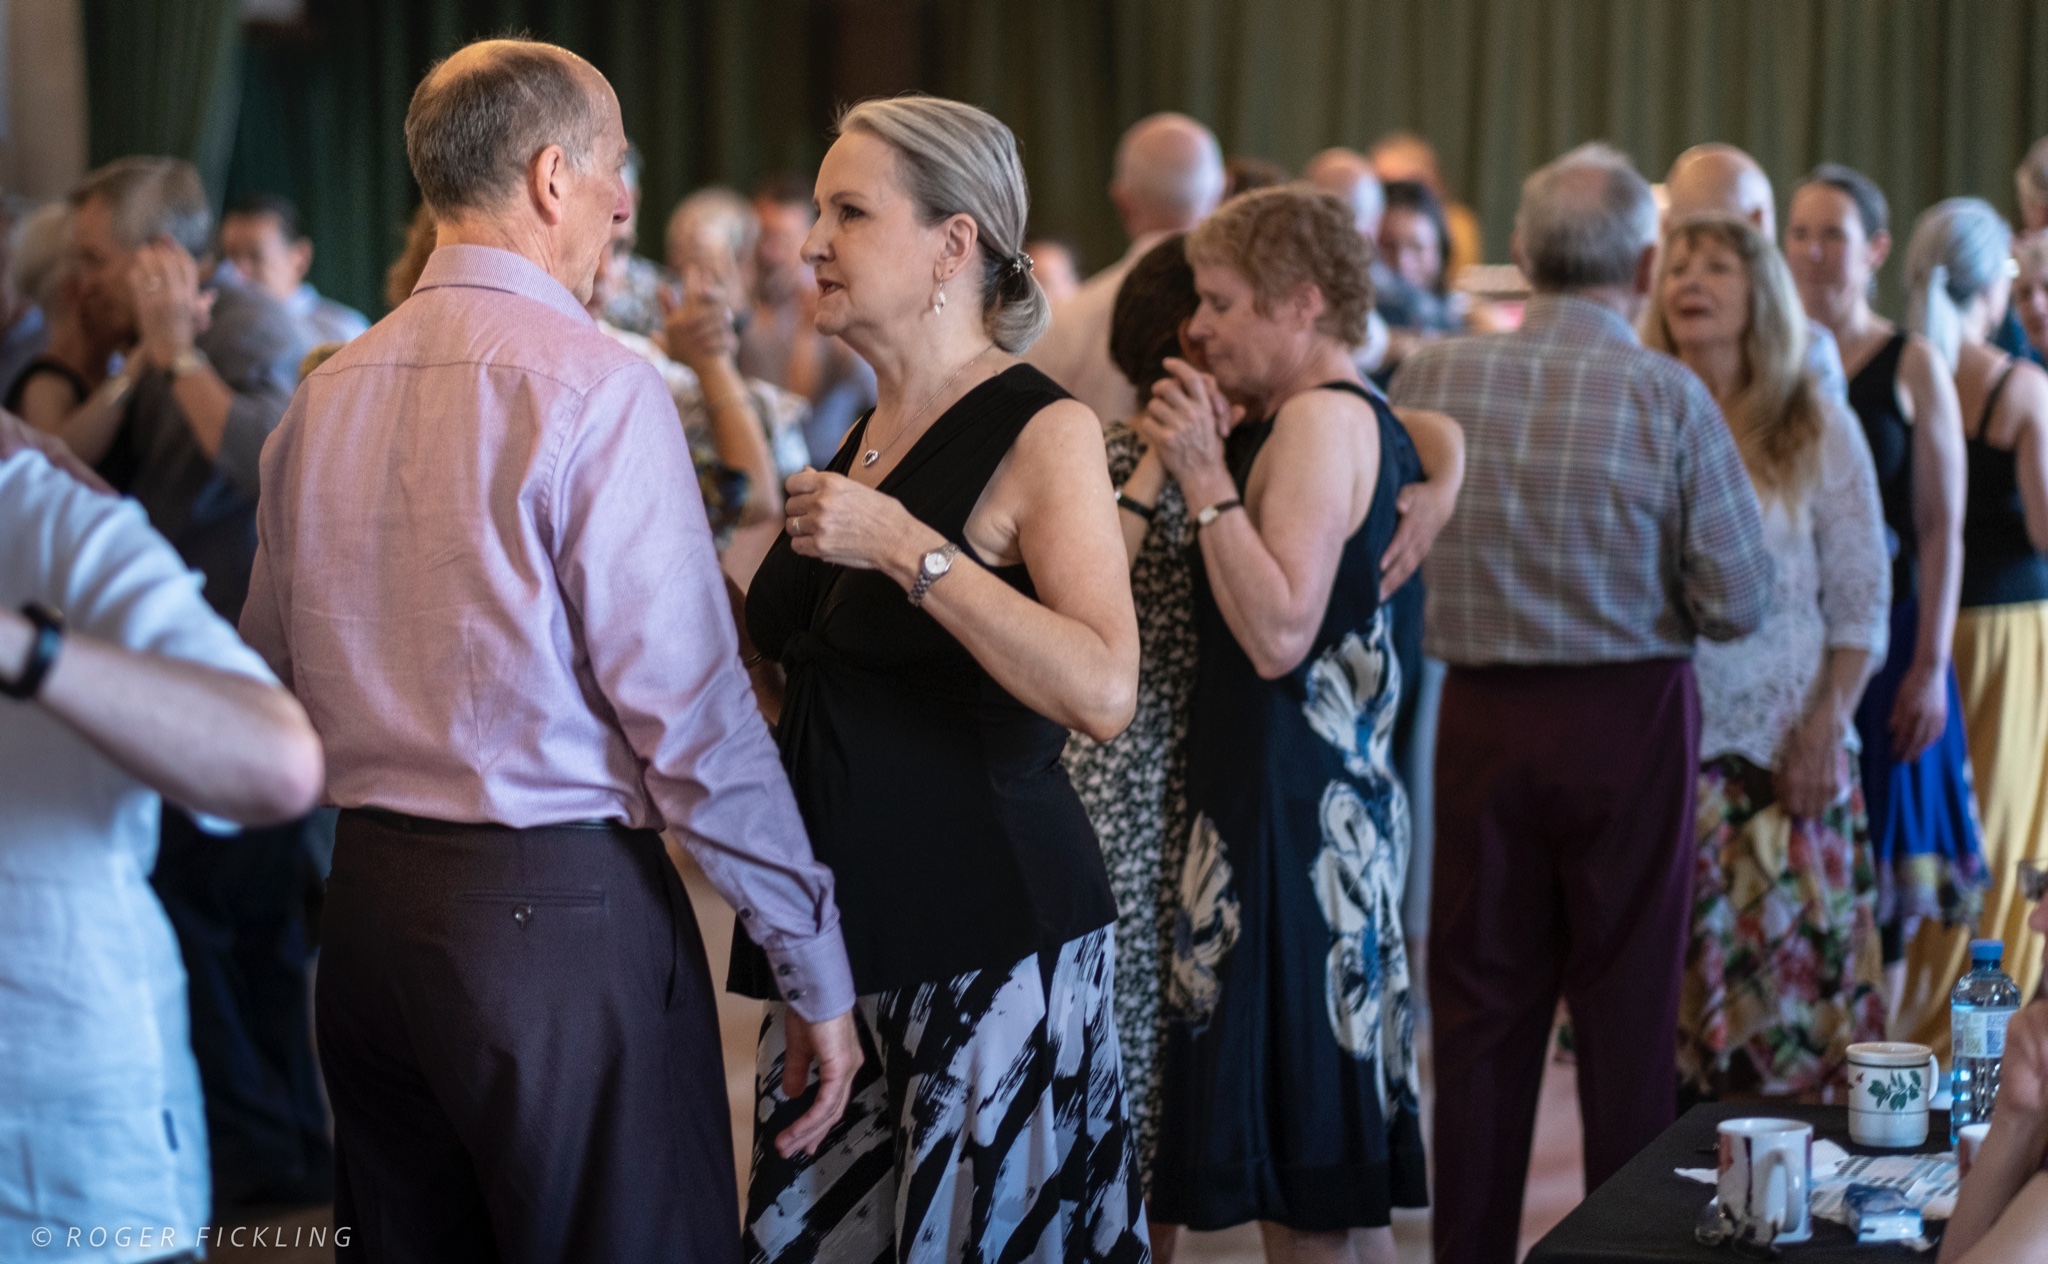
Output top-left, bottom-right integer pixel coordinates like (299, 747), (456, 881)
(1961, 359), (2048, 608)
(4, 357), (91, 415)
(730, 364), (1116, 997)
(1847, 332), (1917, 600)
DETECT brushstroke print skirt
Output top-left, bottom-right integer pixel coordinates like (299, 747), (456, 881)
(744, 927), (1151, 1264)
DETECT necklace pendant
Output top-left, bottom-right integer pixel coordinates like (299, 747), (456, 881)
(862, 449), (880, 468)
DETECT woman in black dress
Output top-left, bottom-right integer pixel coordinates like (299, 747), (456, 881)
(1135, 186), (1460, 1264)
(731, 96), (1149, 1264)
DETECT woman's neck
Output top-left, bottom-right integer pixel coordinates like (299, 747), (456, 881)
(1260, 339), (1361, 414)
(861, 318), (1001, 416)
(1680, 338), (1745, 411)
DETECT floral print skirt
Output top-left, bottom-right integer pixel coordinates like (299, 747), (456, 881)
(1679, 753), (1887, 1098)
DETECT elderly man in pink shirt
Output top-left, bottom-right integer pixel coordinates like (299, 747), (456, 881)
(240, 38), (858, 1262)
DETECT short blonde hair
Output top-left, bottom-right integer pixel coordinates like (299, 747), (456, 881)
(1643, 214), (1824, 501)
(838, 95), (1049, 353)
(1185, 184), (1373, 347)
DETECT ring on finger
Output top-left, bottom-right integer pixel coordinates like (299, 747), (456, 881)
(789, 515), (803, 536)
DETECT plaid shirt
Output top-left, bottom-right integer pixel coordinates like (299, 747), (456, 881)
(1390, 294), (1772, 667)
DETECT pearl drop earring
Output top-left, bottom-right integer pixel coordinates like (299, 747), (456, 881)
(933, 285), (946, 317)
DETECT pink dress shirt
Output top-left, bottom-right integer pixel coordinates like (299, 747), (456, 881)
(241, 244), (852, 1019)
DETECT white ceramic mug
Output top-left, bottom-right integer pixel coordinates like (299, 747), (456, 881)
(1846, 1041), (1941, 1148)
(1717, 1117), (1814, 1245)
(1957, 1122), (1992, 1179)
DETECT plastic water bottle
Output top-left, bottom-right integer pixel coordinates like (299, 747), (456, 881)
(1951, 938), (2022, 1145)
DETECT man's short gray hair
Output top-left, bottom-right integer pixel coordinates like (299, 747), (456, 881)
(404, 39), (606, 216)
(666, 187), (758, 271)
(69, 156), (210, 257)
(1515, 142), (1657, 291)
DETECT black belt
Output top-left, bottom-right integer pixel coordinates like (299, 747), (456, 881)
(345, 807), (636, 835)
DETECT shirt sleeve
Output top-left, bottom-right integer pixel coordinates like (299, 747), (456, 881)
(546, 360), (855, 1021)
(1812, 398), (1892, 658)
(237, 398), (298, 692)
(1673, 374), (1774, 642)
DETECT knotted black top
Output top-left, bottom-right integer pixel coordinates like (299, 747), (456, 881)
(730, 364), (1115, 996)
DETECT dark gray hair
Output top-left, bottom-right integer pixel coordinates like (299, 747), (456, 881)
(838, 95), (1050, 353)
(1906, 197), (2012, 370)
(404, 39), (606, 216)
(1799, 163), (1889, 240)
(1514, 142), (1657, 291)
(69, 156), (210, 256)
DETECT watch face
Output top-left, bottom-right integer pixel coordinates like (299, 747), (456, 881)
(924, 549), (953, 576)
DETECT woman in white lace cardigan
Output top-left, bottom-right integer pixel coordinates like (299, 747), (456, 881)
(1644, 214), (1893, 1099)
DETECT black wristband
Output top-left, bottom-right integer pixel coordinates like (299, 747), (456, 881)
(1114, 490), (1158, 522)
(2, 603), (64, 701)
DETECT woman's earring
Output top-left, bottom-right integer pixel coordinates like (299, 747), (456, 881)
(932, 284), (946, 317)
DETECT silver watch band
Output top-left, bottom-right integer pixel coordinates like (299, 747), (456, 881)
(907, 542), (960, 608)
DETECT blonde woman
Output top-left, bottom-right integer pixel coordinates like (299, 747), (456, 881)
(1896, 200), (2048, 1051)
(730, 95), (1147, 1263)
(1645, 214), (1891, 1096)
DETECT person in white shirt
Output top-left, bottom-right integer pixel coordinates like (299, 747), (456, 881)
(1026, 112), (1224, 424)
(1664, 144), (1850, 405)
(0, 413), (322, 1261)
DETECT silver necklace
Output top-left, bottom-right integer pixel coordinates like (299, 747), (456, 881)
(863, 345), (994, 468)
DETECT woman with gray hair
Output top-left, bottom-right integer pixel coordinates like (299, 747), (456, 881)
(1895, 198), (2048, 1049)
(730, 95), (1149, 1263)
(4, 204), (118, 429)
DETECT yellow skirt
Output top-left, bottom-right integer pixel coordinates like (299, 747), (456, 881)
(1898, 600), (2048, 1058)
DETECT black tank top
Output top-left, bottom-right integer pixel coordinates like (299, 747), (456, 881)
(1847, 332), (1916, 600)
(1961, 359), (2048, 607)
(4, 357), (91, 414)
(730, 364), (1116, 996)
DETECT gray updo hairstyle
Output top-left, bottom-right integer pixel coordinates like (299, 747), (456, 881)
(839, 95), (1051, 353)
(1906, 197), (2013, 371)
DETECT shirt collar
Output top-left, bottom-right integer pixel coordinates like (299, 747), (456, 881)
(412, 244), (594, 326)
(1519, 292), (1640, 346)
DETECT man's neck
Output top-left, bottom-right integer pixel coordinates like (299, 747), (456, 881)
(1544, 283), (1641, 322)
(436, 213), (576, 296)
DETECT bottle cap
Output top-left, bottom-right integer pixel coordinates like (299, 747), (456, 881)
(1970, 939), (2004, 963)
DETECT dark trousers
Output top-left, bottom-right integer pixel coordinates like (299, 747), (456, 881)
(318, 811), (737, 1264)
(152, 807), (332, 1210)
(1428, 659), (1699, 1264)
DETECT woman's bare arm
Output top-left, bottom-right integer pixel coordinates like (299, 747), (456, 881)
(1895, 334), (1966, 759)
(783, 399), (1139, 741)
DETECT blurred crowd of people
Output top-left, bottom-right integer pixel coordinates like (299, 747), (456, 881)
(8, 32), (2048, 1264)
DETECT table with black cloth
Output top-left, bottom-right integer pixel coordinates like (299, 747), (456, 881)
(1526, 1103), (1951, 1262)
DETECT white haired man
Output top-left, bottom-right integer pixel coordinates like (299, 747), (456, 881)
(1026, 111), (1225, 423)
(240, 38), (858, 1260)
(1391, 143), (1772, 1264)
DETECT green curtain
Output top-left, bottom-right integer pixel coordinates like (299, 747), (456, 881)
(81, 0), (245, 200)
(191, 0), (2048, 315)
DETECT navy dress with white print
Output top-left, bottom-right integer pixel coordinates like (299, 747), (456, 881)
(1150, 381), (1429, 1232)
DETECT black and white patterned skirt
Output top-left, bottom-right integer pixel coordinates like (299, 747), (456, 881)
(744, 927), (1152, 1264)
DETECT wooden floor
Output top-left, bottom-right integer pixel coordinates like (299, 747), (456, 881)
(214, 852), (1588, 1262)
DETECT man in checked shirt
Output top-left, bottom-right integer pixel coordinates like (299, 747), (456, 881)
(1391, 143), (1772, 1264)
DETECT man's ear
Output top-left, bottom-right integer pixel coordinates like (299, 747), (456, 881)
(531, 144), (570, 226)
(290, 238), (314, 283)
(1632, 242), (1657, 298)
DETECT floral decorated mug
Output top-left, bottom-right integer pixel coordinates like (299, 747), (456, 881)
(1846, 1041), (1940, 1148)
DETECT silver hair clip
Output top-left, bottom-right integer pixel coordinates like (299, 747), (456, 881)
(1008, 252), (1035, 276)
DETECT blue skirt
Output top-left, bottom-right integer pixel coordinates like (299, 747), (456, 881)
(1854, 596), (1986, 932)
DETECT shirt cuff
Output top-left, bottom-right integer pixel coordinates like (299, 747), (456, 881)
(748, 922), (857, 1021)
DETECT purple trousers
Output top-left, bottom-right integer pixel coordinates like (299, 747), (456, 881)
(318, 811), (738, 1264)
(1428, 659), (1699, 1264)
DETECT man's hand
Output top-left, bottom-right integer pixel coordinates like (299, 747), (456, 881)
(1379, 477), (1455, 599)
(0, 408), (112, 493)
(130, 238), (212, 370)
(775, 1007), (862, 1159)
(661, 267), (743, 375)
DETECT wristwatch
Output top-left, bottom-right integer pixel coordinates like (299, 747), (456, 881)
(907, 542), (960, 607)
(1, 603), (65, 701)
(168, 347), (209, 378)
(1193, 498), (1244, 531)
